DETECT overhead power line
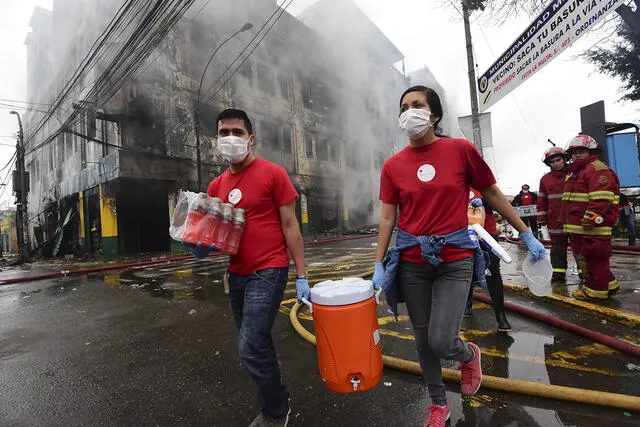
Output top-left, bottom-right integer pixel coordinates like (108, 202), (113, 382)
(26, 0), (197, 158)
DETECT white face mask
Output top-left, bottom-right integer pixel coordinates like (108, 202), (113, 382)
(217, 135), (251, 164)
(399, 108), (432, 140)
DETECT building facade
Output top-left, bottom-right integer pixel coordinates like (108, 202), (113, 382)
(0, 209), (18, 255)
(23, 0), (446, 258)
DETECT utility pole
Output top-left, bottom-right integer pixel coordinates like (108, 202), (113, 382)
(9, 111), (30, 261)
(462, 0), (483, 155)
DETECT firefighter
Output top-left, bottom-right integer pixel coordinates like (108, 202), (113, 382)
(562, 135), (621, 301)
(537, 147), (570, 282)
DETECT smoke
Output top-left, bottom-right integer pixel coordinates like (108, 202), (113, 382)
(188, 0), (411, 230)
(25, 0), (460, 237)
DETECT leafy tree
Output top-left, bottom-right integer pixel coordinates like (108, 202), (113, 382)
(585, 26), (640, 101)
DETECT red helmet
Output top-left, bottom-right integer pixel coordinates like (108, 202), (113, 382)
(542, 146), (567, 165)
(566, 135), (600, 153)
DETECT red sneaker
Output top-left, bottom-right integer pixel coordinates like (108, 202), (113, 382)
(460, 342), (482, 395)
(424, 403), (451, 427)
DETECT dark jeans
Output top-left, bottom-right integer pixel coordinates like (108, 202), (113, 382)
(620, 208), (637, 246)
(398, 257), (475, 406)
(228, 267), (290, 419)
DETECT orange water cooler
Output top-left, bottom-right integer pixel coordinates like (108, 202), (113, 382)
(305, 278), (383, 394)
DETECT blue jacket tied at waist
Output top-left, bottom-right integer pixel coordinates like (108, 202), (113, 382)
(381, 227), (487, 318)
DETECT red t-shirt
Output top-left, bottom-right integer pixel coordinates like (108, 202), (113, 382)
(469, 188), (498, 235)
(207, 158), (298, 275)
(379, 138), (496, 263)
(520, 192), (534, 206)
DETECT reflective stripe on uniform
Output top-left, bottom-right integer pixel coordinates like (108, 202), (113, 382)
(553, 268), (567, 273)
(608, 279), (619, 291)
(588, 191), (616, 201)
(563, 192), (589, 202)
(548, 228), (564, 234)
(563, 224), (612, 236)
(537, 211), (547, 216)
(547, 194), (563, 199)
(582, 285), (609, 299)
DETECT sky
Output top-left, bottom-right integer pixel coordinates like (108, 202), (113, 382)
(0, 0), (638, 210)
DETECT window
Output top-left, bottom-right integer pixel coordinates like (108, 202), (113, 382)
(332, 141), (341, 163)
(305, 133), (314, 158)
(346, 146), (358, 169)
(316, 137), (328, 161)
(261, 121), (280, 150)
(302, 75), (333, 114)
(278, 73), (290, 100)
(282, 124), (292, 153)
(257, 63), (275, 96)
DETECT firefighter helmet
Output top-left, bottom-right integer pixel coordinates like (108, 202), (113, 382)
(542, 146), (567, 165)
(566, 134), (600, 153)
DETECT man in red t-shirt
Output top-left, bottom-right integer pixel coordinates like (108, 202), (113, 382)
(512, 184), (539, 238)
(190, 108), (306, 426)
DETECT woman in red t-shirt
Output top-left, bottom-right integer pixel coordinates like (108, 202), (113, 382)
(372, 86), (545, 426)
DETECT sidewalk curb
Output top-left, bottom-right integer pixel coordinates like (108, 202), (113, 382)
(503, 281), (640, 327)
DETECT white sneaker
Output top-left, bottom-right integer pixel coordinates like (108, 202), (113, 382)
(248, 406), (291, 427)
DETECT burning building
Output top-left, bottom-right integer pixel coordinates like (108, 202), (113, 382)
(23, 0), (448, 258)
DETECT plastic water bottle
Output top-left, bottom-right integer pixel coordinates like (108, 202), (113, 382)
(182, 193), (209, 244)
(215, 203), (234, 251)
(467, 204), (486, 227)
(201, 197), (222, 246)
(225, 208), (245, 255)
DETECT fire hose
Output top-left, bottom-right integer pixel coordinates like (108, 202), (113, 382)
(289, 301), (640, 411)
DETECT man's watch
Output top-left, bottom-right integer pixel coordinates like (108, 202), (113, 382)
(296, 273), (309, 280)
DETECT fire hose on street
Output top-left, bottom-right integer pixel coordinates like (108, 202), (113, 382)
(289, 301), (640, 412)
(289, 265), (640, 412)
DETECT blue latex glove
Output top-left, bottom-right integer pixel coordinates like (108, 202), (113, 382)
(296, 279), (310, 303)
(372, 262), (384, 291)
(183, 242), (215, 259)
(470, 198), (483, 207)
(520, 230), (546, 262)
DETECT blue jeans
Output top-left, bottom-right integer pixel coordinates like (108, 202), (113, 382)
(228, 267), (290, 419)
(620, 207), (637, 245)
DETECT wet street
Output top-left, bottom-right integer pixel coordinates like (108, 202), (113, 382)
(1, 236), (640, 426)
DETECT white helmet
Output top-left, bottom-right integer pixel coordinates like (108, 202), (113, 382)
(566, 135), (600, 153)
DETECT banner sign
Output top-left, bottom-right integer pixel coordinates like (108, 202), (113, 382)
(477, 0), (622, 112)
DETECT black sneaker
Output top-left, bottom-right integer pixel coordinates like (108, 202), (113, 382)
(496, 312), (512, 332)
(463, 305), (472, 318)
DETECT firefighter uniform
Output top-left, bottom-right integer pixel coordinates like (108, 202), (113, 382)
(562, 154), (620, 299)
(538, 167), (570, 278)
